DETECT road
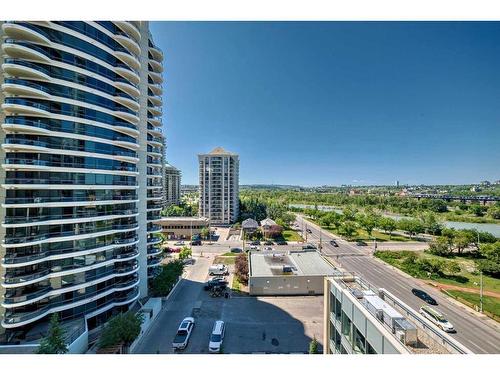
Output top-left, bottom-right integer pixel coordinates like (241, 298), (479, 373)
(297, 215), (500, 354)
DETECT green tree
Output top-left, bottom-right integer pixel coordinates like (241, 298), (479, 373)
(397, 219), (424, 239)
(200, 227), (210, 240)
(150, 261), (184, 297)
(378, 217), (397, 238)
(162, 205), (185, 217)
(235, 253), (249, 284)
(419, 212), (442, 235)
(428, 199), (448, 213)
(309, 336), (319, 354)
(98, 312), (143, 350)
(178, 246), (192, 260)
(469, 204), (486, 217)
(417, 258), (445, 277)
(340, 221), (357, 240)
(37, 314), (68, 354)
(453, 231), (473, 255)
(488, 205), (500, 219)
(427, 236), (453, 257)
(342, 207), (358, 221)
(280, 212), (296, 228)
(358, 214), (377, 237)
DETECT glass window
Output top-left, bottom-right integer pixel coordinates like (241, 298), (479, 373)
(341, 311), (352, 344)
(353, 326), (366, 354)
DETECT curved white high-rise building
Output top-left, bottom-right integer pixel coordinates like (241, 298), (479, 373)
(0, 21), (164, 340)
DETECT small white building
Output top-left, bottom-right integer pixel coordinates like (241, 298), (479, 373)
(248, 250), (338, 296)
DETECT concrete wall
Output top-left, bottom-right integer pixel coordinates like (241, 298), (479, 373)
(249, 275), (326, 296)
(129, 298), (162, 353)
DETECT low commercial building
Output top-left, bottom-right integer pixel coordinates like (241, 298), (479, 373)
(157, 217), (209, 239)
(248, 250), (337, 296)
(323, 274), (471, 354)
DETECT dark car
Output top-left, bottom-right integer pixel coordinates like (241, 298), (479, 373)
(204, 278), (228, 291)
(356, 241), (367, 246)
(250, 240), (261, 246)
(302, 244), (317, 250)
(306, 229), (312, 234)
(264, 241), (274, 246)
(230, 247), (242, 253)
(276, 241), (287, 245)
(412, 288), (437, 305)
(330, 240), (339, 247)
(190, 240), (202, 246)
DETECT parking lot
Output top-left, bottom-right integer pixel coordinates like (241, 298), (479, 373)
(133, 253), (324, 354)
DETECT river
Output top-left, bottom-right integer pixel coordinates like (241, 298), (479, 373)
(289, 203), (500, 237)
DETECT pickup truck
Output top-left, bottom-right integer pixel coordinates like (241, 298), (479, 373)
(172, 317), (195, 350)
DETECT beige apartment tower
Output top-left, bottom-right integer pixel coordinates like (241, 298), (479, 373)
(198, 147), (239, 225)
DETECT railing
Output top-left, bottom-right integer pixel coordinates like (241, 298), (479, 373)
(3, 281), (139, 324)
(4, 178), (138, 186)
(379, 288), (473, 354)
(4, 209), (138, 224)
(3, 78), (50, 93)
(4, 158), (138, 172)
(4, 97), (50, 111)
(4, 194), (138, 205)
(3, 39), (50, 58)
(3, 58), (50, 75)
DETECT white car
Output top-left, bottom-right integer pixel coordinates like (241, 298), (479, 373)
(208, 320), (225, 353)
(174, 241), (185, 246)
(264, 246), (274, 251)
(419, 306), (455, 332)
(249, 245), (259, 250)
(172, 317), (195, 350)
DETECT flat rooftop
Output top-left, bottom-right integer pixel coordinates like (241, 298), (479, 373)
(250, 250), (338, 277)
(158, 216), (209, 223)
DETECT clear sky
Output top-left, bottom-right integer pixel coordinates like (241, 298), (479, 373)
(150, 21), (500, 186)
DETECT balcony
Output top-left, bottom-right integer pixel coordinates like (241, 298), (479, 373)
(2, 58), (51, 80)
(114, 21), (141, 43)
(2, 282), (139, 328)
(2, 78), (51, 98)
(2, 97), (50, 116)
(1, 39), (51, 62)
(148, 59), (163, 73)
(2, 22), (51, 45)
(113, 31), (141, 57)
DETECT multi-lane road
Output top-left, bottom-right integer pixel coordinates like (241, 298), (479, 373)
(297, 215), (500, 354)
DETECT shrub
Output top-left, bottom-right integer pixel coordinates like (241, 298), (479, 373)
(37, 314), (68, 354)
(235, 253), (249, 284)
(150, 260), (184, 297)
(309, 337), (319, 354)
(99, 312), (143, 349)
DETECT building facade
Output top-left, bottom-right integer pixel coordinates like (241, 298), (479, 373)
(0, 21), (164, 340)
(163, 162), (181, 206)
(157, 216), (209, 240)
(198, 147), (239, 225)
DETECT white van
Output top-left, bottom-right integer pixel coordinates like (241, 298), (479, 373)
(419, 305), (455, 332)
(208, 320), (225, 353)
(209, 264), (228, 276)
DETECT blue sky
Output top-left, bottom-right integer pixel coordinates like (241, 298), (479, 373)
(150, 22), (500, 186)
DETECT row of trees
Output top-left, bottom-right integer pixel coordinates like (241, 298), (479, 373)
(240, 189), (500, 221)
(149, 260), (185, 297)
(161, 202), (198, 217)
(239, 195), (295, 228)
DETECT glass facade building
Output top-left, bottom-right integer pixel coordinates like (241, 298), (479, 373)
(0, 21), (164, 340)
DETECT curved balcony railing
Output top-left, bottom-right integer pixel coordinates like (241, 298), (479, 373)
(3, 137), (138, 159)
(3, 159), (138, 173)
(4, 177), (138, 187)
(4, 208), (138, 225)
(3, 97), (50, 112)
(4, 259), (138, 287)
(3, 58), (50, 75)
(3, 39), (51, 58)
(3, 78), (50, 93)
(3, 222), (138, 245)
(3, 117), (138, 145)
(2, 282), (139, 325)
(4, 194), (138, 205)
(2, 238), (138, 266)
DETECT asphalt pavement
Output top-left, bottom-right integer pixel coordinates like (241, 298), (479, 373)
(297, 215), (500, 354)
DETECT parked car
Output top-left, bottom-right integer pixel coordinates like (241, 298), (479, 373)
(208, 320), (226, 353)
(356, 241), (367, 246)
(264, 241), (274, 245)
(209, 264), (229, 276)
(174, 241), (185, 246)
(190, 240), (202, 246)
(264, 246), (274, 251)
(172, 317), (195, 350)
(412, 288), (437, 305)
(250, 240), (261, 246)
(163, 247), (172, 253)
(171, 247), (181, 253)
(249, 245), (259, 250)
(330, 240), (339, 247)
(306, 229), (312, 234)
(302, 244), (317, 250)
(182, 258), (195, 265)
(204, 277), (228, 291)
(276, 241), (287, 245)
(419, 306), (455, 332)
(230, 247), (242, 253)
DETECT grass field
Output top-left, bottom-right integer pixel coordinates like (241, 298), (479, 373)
(445, 290), (500, 319)
(282, 229), (303, 242)
(310, 219), (413, 242)
(214, 255), (236, 265)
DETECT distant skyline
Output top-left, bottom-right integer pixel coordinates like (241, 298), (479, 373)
(151, 21), (500, 186)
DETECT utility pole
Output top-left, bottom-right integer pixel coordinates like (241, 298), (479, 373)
(480, 271), (483, 313)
